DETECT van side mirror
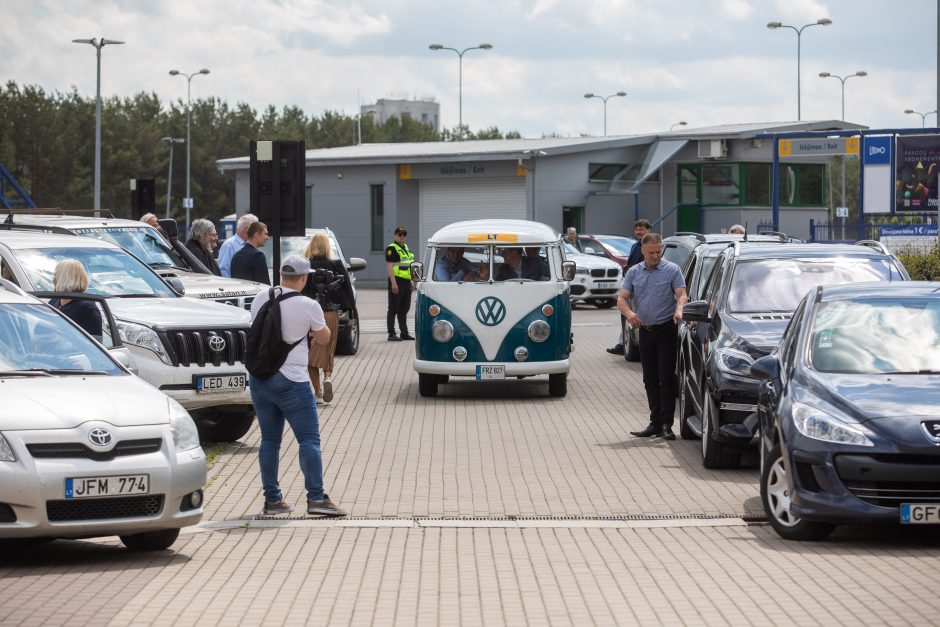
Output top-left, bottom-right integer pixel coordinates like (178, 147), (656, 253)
(682, 300), (710, 323)
(561, 260), (576, 281)
(347, 257), (368, 272)
(410, 261), (424, 283)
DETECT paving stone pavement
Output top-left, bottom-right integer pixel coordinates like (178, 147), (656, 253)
(1, 289), (939, 626)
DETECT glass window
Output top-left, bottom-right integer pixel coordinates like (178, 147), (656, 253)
(743, 163), (771, 205)
(779, 164), (825, 206)
(370, 184), (384, 252)
(588, 163), (629, 182)
(701, 164), (739, 205)
(679, 166), (699, 203)
(72, 226), (186, 270)
(15, 247), (176, 297)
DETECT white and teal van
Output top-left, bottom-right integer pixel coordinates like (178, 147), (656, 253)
(411, 219), (575, 398)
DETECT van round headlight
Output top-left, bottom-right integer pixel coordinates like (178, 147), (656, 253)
(528, 320), (551, 343)
(432, 320), (454, 342)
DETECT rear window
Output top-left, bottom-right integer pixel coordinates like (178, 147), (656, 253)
(663, 243), (692, 268)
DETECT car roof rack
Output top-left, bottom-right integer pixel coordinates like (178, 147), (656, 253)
(854, 239), (891, 255)
(673, 231), (706, 242)
(758, 230), (790, 242)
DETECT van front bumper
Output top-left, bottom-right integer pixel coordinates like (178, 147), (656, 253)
(414, 359), (569, 377)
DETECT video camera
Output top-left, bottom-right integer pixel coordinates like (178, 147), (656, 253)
(307, 268), (344, 308)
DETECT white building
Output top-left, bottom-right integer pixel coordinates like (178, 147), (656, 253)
(361, 98), (440, 132)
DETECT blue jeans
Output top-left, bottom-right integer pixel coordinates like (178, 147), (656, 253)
(248, 372), (324, 502)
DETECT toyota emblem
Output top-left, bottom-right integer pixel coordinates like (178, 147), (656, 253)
(88, 428), (112, 447)
(208, 334), (226, 353)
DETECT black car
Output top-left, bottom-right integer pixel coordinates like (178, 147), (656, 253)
(751, 282), (940, 540)
(680, 242), (910, 469)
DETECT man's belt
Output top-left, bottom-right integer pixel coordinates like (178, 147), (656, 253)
(638, 320), (674, 331)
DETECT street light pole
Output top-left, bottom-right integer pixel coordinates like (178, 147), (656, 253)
(583, 91), (627, 136)
(670, 121), (688, 131)
(767, 18), (832, 121)
(429, 43), (493, 138)
(169, 68), (210, 231)
(904, 108), (938, 128)
(160, 137), (184, 218)
(818, 70), (867, 230)
(72, 37), (124, 216)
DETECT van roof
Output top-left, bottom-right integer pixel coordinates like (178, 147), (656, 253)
(428, 219), (559, 246)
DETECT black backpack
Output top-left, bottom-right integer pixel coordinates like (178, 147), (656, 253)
(245, 288), (305, 379)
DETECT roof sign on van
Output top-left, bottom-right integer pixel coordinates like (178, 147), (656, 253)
(467, 233), (519, 243)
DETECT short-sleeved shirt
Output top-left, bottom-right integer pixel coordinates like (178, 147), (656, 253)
(250, 287), (326, 383)
(621, 259), (685, 326)
(434, 255), (477, 281)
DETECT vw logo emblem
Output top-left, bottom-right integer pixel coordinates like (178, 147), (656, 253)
(208, 334), (226, 353)
(475, 297), (506, 326)
(88, 428), (112, 447)
(921, 420), (940, 444)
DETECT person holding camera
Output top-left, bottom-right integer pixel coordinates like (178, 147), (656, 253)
(302, 233), (355, 404)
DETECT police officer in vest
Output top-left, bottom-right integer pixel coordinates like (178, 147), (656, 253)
(385, 226), (415, 341)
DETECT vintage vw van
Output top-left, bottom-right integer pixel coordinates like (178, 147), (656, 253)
(411, 219), (575, 397)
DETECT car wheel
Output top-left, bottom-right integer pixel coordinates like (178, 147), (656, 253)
(624, 323), (640, 363)
(192, 407), (254, 442)
(335, 310), (359, 355)
(592, 298), (616, 309)
(700, 392), (741, 469)
(761, 443), (835, 541)
(548, 372), (567, 397)
(120, 528), (181, 551)
(678, 366), (695, 440)
(418, 373), (438, 397)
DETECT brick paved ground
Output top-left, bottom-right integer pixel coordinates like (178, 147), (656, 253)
(1, 289), (939, 626)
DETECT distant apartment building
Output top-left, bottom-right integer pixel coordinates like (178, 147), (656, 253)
(361, 97), (440, 132)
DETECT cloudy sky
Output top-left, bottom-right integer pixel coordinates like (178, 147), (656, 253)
(2, 0), (936, 139)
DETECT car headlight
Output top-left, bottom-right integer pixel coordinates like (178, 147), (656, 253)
(527, 320), (551, 343)
(432, 320), (454, 342)
(575, 268), (590, 275)
(117, 320), (172, 364)
(169, 399), (201, 452)
(715, 348), (755, 377)
(0, 434), (15, 462)
(792, 402), (874, 447)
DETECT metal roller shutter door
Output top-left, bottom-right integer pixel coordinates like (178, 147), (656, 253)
(419, 177), (526, 253)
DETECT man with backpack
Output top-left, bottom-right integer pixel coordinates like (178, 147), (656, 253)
(246, 254), (347, 517)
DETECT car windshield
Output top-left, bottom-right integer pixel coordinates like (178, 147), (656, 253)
(258, 233), (341, 270)
(728, 258), (895, 314)
(0, 302), (123, 375)
(72, 226), (187, 269)
(810, 298), (940, 374)
(15, 246), (176, 297)
(563, 242), (581, 255)
(596, 236), (636, 255)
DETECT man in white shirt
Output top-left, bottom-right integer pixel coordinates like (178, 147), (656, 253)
(248, 254), (346, 517)
(218, 213), (258, 278)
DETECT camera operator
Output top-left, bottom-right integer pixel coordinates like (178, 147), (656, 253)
(302, 233), (355, 404)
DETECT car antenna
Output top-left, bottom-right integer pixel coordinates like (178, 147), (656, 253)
(2, 210), (13, 227)
(743, 221), (748, 242)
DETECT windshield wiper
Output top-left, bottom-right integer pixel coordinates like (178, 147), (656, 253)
(115, 294), (159, 298)
(3, 369), (110, 376)
(148, 262), (185, 270)
(883, 370), (940, 375)
(0, 369), (55, 377)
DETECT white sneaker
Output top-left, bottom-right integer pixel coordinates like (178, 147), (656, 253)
(323, 378), (334, 403)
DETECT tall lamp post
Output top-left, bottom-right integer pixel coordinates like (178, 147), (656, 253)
(583, 91), (627, 136)
(72, 37), (124, 216)
(670, 121), (688, 131)
(428, 43), (493, 138)
(819, 70), (867, 232)
(160, 137), (184, 218)
(904, 108), (938, 128)
(168, 68), (210, 231)
(767, 18), (832, 121)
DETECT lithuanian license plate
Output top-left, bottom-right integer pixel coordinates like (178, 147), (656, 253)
(596, 281), (615, 288)
(901, 503), (940, 524)
(476, 365), (505, 380)
(66, 474), (150, 498)
(195, 373), (246, 393)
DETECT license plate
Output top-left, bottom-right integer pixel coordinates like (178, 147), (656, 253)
(476, 365), (505, 380)
(901, 503), (940, 524)
(595, 281), (615, 288)
(196, 373), (246, 393)
(66, 474), (150, 498)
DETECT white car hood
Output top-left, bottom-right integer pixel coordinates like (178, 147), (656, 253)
(567, 252), (621, 271)
(0, 376), (169, 431)
(154, 268), (265, 299)
(109, 295), (251, 327)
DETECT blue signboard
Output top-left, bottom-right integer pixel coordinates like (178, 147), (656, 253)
(864, 136), (892, 165)
(879, 224), (938, 236)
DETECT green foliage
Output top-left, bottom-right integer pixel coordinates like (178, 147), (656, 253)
(895, 245), (940, 280)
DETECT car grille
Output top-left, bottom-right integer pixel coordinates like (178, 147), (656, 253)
(746, 313), (792, 321)
(607, 268), (619, 277)
(27, 439), (163, 461)
(47, 495), (164, 522)
(213, 295), (255, 310)
(590, 269), (605, 277)
(838, 454), (940, 508)
(160, 328), (248, 367)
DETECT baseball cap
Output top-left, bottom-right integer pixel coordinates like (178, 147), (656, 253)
(394, 226), (408, 235)
(280, 254), (311, 276)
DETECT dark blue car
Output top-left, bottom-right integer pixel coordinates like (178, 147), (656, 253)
(751, 282), (940, 540)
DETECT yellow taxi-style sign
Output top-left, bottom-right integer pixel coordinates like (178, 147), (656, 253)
(467, 233), (519, 243)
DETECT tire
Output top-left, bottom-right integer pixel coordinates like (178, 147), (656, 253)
(120, 528), (181, 551)
(192, 407), (254, 442)
(335, 310), (359, 355)
(548, 372), (567, 397)
(436, 374), (449, 384)
(700, 392), (741, 469)
(592, 298), (616, 309)
(418, 373), (438, 397)
(761, 443), (836, 541)
(624, 324), (641, 363)
(678, 366), (695, 440)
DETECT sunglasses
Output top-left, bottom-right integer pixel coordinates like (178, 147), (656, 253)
(396, 232), (407, 236)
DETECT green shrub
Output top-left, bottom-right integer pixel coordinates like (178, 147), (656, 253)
(896, 245), (940, 280)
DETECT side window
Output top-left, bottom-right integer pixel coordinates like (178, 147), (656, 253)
(780, 300), (807, 375)
(684, 254), (698, 300)
(0, 255), (18, 285)
(704, 256), (727, 317)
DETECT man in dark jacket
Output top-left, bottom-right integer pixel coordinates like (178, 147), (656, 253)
(231, 221), (271, 284)
(185, 218), (221, 276)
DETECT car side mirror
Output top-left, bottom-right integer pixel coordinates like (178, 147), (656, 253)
(347, 257), (368, 272)
(410, 261), (424, 283)
(166, 277), (185, 295)
(561, 260), (576, 281)
(682, 300), (710, 323)
(750, 355), (780, 382)
(583, 246), (597, 255)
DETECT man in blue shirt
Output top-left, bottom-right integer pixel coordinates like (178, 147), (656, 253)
(618, 232), (687, 440)
(218, 213), (258, 278)
(434, 247), (481, 281)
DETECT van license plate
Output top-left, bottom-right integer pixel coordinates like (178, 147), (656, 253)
(476, 365), (505, 380)
(901, 503), (940, 524)
(66, 474), (150, 498)
(196, 373), (246, 393)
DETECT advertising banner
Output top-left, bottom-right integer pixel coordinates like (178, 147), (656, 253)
(895, 135), (940, 211)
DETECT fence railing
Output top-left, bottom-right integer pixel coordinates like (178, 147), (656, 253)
(809, 215), (936, 242)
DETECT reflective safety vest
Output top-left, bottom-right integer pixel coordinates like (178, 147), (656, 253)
(389, 242), (414, 279)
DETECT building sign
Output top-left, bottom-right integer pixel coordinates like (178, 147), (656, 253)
(864, 136), (892, 164)
(895, 135), (940, 211)
(400, 161), (522, 180)
(863, 136), (893, 214)
(879, 224), (938, 236)
(778, 137), (859, 157)
(880, 224), (939, 253)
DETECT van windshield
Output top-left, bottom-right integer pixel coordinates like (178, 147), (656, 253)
(431, 245), (554, 282)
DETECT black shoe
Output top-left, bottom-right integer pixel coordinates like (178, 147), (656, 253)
(400, 334), (415, 341)
(630, 424), (663, 438)
(606, 344), (625, 355)
(662, 427), (676, 441)
(388, 334), (402, 342)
